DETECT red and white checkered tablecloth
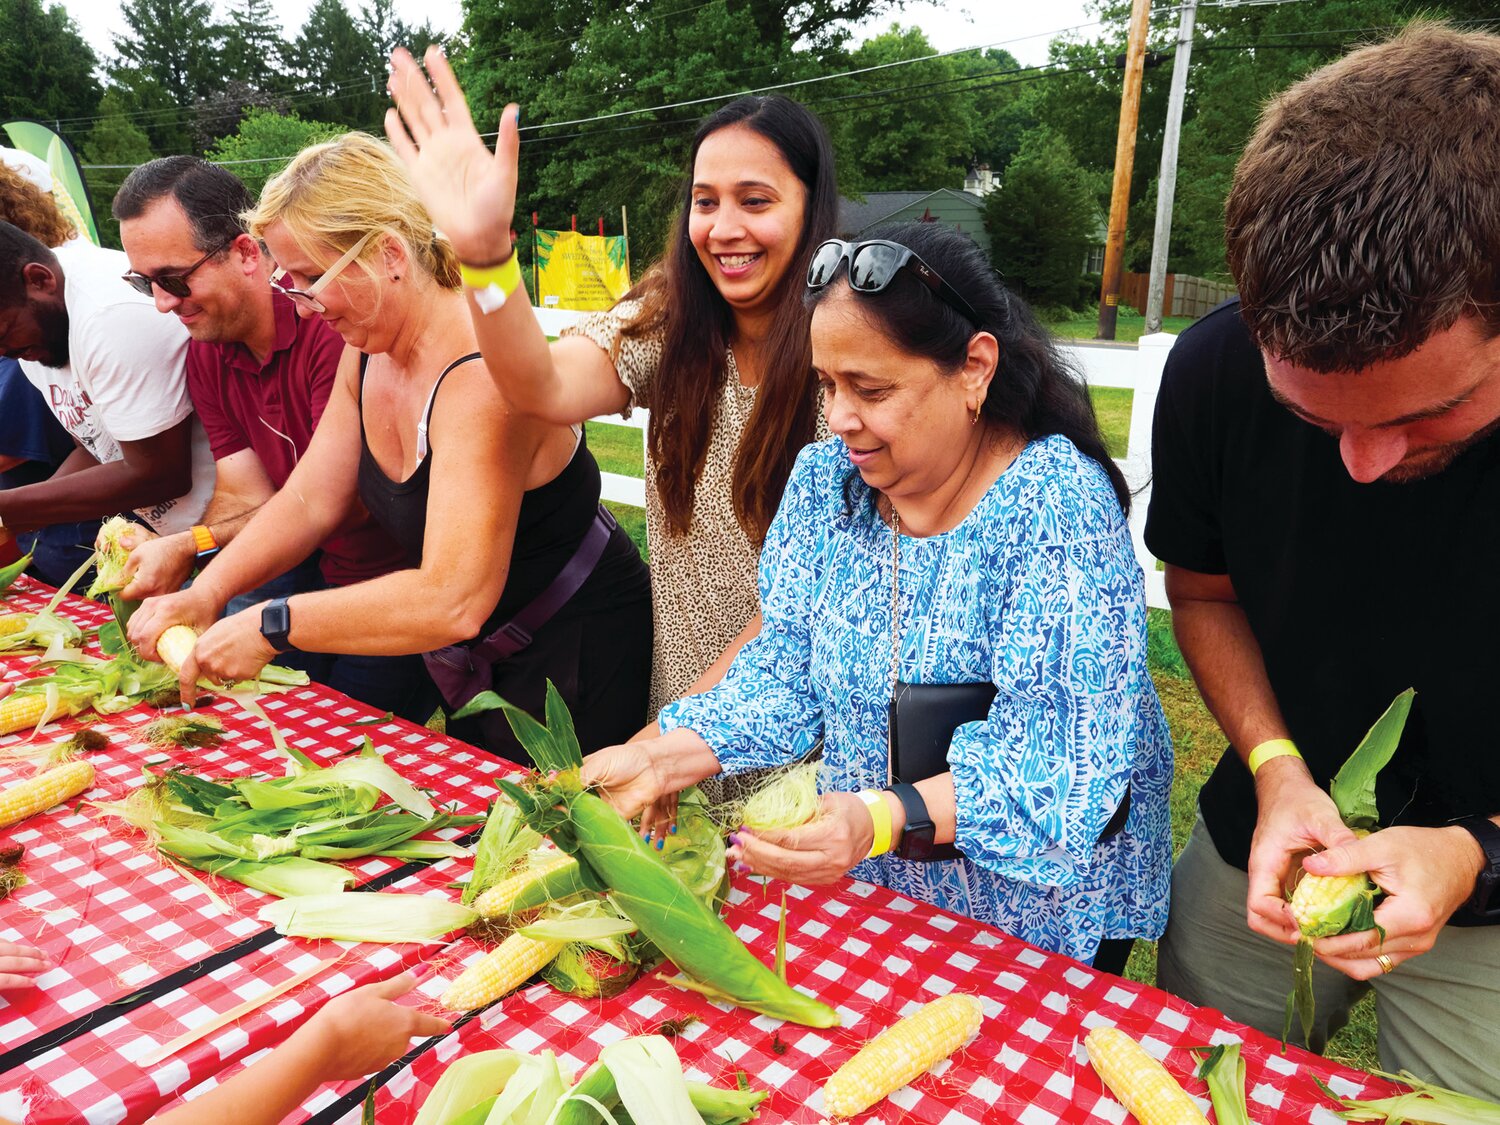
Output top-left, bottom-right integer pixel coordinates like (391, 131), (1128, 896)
(1, 581), (1404, 1125)
(0, 666), (514, 1050)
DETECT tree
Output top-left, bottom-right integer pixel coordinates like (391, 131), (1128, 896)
(81, 89), (155, 249)
(984, 127), (1099, 307)
(288, 0), (383, 129)
(824, 26), (980, 194)
(109, 0), (223, 153)
(206, 108), (341, 197)
(361, 0), (440, 61)
(220, 0), (287, 90)
(191, 80), (292, 154)
(456, 0), (866, 267)
(0, 0), (101, 127)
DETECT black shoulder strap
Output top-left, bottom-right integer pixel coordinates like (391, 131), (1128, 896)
(417, 351), (483, 461)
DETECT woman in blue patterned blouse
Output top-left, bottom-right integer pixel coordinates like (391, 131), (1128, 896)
(582, 222), (1172, 972)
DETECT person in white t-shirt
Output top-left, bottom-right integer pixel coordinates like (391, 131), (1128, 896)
(0, 221), (213, 541)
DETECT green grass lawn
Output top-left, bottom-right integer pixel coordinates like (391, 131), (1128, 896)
(1142, 613), (1380, 1072)
(1044, 310), (1198, 343)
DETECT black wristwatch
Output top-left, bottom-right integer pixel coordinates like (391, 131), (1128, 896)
(1451, 815), (1500, 919)
(886, 783), (960, 862)
(260, 596), (294, 654)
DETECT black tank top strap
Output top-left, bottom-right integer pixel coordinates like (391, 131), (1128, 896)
(417, 352), (483, 461)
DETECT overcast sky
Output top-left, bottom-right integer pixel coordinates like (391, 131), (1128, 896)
(55, 0), (1100, 72)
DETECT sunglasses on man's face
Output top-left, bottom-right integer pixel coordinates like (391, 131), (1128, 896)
(269, 230), (377, 315)
(121, 239), (234, 299)
(806, 238), (983, 327)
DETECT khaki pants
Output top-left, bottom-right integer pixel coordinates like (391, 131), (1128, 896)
(1158, 817), (1500, 1100)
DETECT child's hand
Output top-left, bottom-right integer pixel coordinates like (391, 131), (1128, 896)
(294, 973), (450, 1080)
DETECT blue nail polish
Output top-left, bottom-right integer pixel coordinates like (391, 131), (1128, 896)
(655, 836), (665, 850)
(668, 824), (677, 834)
(514, 107), (522, 126)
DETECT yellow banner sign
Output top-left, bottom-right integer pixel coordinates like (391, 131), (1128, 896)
(534, 229), (631, 311)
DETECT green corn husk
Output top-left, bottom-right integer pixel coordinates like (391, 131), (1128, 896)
(1194, 1043), (1251, 1125)
(1283, 689), (1413, 1050)
(476, 682), (838, 1029)
(103, 736), (469, 897)
(259, 892), (478, 943)
(465, 798), (542, 905)
(1317, 1071), (1500, 1124)
(173, 853), (355, 897)
(0, 552), (32, 595)
(0, 609), (85, 653)
(548, 1036), (767, 1125)
(414, 1049), (570, 1125)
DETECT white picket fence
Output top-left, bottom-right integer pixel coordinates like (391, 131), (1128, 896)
(534, 307), (1174, 609)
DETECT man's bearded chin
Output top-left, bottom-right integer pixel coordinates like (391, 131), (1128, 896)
(31, 301), (69, 368)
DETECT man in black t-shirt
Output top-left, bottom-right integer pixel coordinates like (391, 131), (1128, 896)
(1145, 24), (1500, 1097)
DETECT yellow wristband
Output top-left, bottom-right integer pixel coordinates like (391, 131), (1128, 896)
(858, 790), (893, 860)
(1248, 738), (1302, 776)
(190, 524), (218, 555)
(459, 255), (523, 314)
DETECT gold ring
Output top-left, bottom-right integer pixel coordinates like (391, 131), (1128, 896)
(1376, 953), (1396, 975)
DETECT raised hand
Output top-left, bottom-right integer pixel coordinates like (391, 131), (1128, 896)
(384, 46), (519, 268)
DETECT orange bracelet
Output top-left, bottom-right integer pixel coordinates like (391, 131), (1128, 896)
(190, 524), (218, 555)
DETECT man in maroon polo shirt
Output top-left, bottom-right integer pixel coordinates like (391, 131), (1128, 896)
(112, 156), (437, 722)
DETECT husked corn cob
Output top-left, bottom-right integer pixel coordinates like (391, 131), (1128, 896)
(1290, 871), (1377, 939)
(440, 931), (564, 1011)
(0, 693), (56, 736)
(0, 616), (28, 637)
(823, 993), (983, 1117)
(0, 759), (95, 827)
(156, 626), (199, 675)
(472, 854), (575, 918)
(1086, 1027), (1210, 1125)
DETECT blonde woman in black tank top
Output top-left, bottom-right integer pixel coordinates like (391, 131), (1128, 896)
(128, 133), (652, 762)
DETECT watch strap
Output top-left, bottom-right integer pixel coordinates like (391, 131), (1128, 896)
(1451, 815), (1500, 917)
(260, 596), (294, 654)
(887, 782), (933, 861)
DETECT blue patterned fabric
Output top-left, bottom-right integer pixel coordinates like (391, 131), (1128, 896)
(659, 436), (1173, 963)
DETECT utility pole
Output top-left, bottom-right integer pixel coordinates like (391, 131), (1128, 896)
(1096, 0), (1153, 341)
(1145, 0), (1198, 333)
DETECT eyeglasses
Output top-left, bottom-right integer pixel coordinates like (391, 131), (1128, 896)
(121, 238), (234, 299)
(270, 231), (377, 314)
(806, 238), (982, 327)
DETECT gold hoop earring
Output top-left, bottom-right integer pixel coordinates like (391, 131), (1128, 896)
(972, 402), (982, 425)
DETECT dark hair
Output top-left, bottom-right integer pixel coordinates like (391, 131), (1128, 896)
(624, 94), (838, 543)
(0, 221), (58, 309)
(809, 222), (1130, 514)
(1227, 21), (1500, 372)
(113, 156), (255, 252)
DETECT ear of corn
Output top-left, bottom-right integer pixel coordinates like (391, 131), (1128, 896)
(0, 759), (95, 828)
(1290, 870), (1378, 939)
(472, 854), (579, 918)
(156, 625), (199, 675)
(0, 617), (27, 637)
(822, 993), (983, 1117)
(1085, 1026), (1210, 1125)
(0, 692), (62, 736)
(441, 931), (565, 1011)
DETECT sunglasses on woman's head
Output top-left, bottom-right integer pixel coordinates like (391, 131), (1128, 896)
(121, 238), (234, 299)
(270, 230), (377, 314)
(806, 238), (983, 328)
